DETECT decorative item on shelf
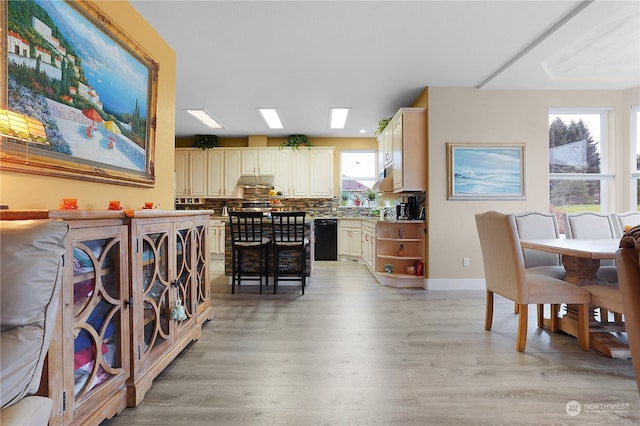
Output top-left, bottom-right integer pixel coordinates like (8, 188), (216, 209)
(384, 264), (393, 274)
(193, 134), (218, 150)
(406, 265), (416, 275)
(375, 117), (392, 135)
(280, 134), (311, 149)
(59, 198), (78, 210)
(108, 200), (122, 210)
(399, 227), (404, 239)
(414, 260), (424, 276)
(143, 201), (154, 209)
(397, 244), (405, 257)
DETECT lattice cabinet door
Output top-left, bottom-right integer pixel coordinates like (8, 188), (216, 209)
(173, 220), (198, 339)
(59, 223), (130, 425)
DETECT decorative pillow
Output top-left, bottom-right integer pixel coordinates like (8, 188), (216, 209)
(0, 220), (68, 408)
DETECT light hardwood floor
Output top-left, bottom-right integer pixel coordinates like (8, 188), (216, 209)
(102, 261), (640, 425)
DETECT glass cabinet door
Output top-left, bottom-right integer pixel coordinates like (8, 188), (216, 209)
(193, 224), (208, 312)
(71, 229), (127, 403)
(174, 225), (195, 332)
(139, 230), (170, 356)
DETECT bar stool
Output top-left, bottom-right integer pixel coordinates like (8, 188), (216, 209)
(229, 211), (270, 294)
(271, 211), (308, 295)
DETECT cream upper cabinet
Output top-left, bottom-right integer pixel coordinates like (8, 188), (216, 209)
(290, 149), (309, 197)
(309, 148), (334, 197)
(223, 149), (243, 197)
(274, 148), (292, 196)
(377, 129), (392, 171)
(175, 148), (207, 197)
(206, 149), (224, 197)
(390, 107), (426, 193)
(241, 148), (277, 176)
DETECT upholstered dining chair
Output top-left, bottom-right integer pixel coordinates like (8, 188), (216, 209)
(475, 211), (591, 352)
(612, 211), (640, 239)
(616, 225), (640, 395)
(229, 211), (271, 294)
(514, 211), (566, 326)
(562, 212), (618, 284)
(271, 211), (309, 295)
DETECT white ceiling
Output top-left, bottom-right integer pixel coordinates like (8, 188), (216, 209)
(129, 0), (640, 139)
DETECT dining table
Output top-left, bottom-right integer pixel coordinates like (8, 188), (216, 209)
(519, 238), (629, 358)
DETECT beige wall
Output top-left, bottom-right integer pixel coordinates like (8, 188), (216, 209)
(426, 87), (640, 285)
(0, 2), (177, 211)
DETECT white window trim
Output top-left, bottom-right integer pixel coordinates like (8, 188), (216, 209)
(549, 107), (612, 213)
(631, 105), (640, 208)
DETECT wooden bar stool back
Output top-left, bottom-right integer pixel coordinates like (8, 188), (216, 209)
(229, 211), (270, 294)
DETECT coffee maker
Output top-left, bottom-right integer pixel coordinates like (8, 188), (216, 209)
(396, 195), (418, 220)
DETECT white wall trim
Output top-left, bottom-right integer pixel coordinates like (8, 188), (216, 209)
(424, 278), (485, 291)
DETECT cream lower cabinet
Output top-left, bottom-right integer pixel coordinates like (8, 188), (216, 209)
(126, 211), (213, 407)
(361, 220), (376, 270)
(209, 219), (225, 257)
(338, 219), (362, 258)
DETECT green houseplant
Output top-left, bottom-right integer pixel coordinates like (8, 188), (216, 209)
(375, 117), (392, 135)
(340, 191), (349, 206)
(280, 134), (312, 149)
(193, 134), (218, 150)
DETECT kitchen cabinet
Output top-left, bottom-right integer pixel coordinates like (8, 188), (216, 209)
(361, 220), (376, 270)
(389, 108), (426, 193)
(125, 210), (213, 407)
(377, 128), (392, 171)
(338, 219), (362, 258)
(309, 148), (334, 197)
(275, 148), (334, 198)
(241, 148), (277, 176)
(375, 221), (425, 288)
(206, 149), (224, 197)
(209, 219), (225, 258)
(274, 148), (292, 196)
(175, 149), (207, 197)
(223, 149), (243, 197)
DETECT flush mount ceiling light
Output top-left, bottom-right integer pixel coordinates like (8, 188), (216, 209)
(184, 109), (223, 129)
(257, 108), (283, 129)
(329, 107), (350, 129)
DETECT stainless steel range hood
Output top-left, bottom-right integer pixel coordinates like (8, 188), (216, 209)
(237, 174), (275, 187)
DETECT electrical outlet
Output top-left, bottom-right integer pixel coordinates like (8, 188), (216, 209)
(463, 257), (470, 267)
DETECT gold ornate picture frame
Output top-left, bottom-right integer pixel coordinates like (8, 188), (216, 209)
(2, 0), (158, 187)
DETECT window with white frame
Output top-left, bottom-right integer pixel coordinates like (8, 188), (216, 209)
(340, 150), (376, 206)
(548, 107), (613, 223)
(632, 105), (640, 210)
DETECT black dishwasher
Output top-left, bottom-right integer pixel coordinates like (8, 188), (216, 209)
(314, 219), (337, 260)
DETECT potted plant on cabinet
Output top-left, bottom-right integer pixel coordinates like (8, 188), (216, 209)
(193, 134), (218, 149)
(280, 134), (312, 149)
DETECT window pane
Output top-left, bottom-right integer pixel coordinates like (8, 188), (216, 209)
(549, 113), (601, 173)
(634, 107), (640, 172)
(550, 179), (601, 217)
(340, 151), (376, 194)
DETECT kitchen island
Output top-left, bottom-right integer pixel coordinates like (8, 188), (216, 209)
(223, 218), (314, 286)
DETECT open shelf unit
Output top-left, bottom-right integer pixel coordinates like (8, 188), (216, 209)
(375, 221), (426, 288)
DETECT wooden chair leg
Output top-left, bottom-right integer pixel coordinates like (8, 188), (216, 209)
(613, 312), (623, 324)
(549, 304), (559, 333)
(600, 308), (610, 324)
(516, 304), (528, 352)
(485, 290), (494, 331)
(577, 304), (590, 351)
(514, 302), (519, 314)
(537, 304), (544, 329)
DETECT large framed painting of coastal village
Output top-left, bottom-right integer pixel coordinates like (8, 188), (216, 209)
(1, 0), (158, 187)
(446, 142), (526, 200)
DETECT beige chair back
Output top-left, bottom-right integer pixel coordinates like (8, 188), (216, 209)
(612, 211), (640, 238)
(514, 211), (561, 268)
(562, 212), (616, 239)
(476, 211), (527, 303)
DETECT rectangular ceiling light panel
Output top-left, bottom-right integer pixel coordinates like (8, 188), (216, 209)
(330, 108), (350, 129)
(185, 109), (223, 129)
(257, 108), (283, 129)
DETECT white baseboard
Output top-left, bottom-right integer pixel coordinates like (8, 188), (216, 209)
(424, 278), (485, 291)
